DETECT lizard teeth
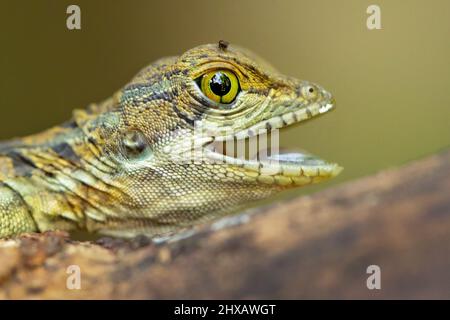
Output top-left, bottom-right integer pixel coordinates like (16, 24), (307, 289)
(281, 113), (296, 125)
(319, 103), (334, 114)
(198, 100), (341, 184)
(215, 102), (333, 143)
(203, 147), (342, 176)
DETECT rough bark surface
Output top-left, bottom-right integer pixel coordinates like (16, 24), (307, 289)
(0, 150), (449, 299)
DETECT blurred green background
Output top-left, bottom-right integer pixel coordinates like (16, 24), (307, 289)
(1, 0), (449, 199)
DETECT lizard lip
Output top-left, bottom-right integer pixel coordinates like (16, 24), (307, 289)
(213, 101), (335, 142)
(201, 100), (343, 185)
(203, 144), (342, 184)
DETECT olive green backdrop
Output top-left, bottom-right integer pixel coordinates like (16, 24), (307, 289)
(1, 0), (449, 199)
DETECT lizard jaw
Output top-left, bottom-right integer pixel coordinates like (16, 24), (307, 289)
(213, 100), (335, 142)
(203, 147), (342, 186)
(202, 100), (343, 187)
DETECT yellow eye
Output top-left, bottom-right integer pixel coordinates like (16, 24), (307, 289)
(199, 70), (240, 104)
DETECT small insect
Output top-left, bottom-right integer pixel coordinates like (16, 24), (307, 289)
(218, 40), (229, 51)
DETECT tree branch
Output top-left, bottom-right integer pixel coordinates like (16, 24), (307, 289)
(1, 150), (449, 299)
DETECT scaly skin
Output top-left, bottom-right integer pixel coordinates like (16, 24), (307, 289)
(0, 43), (342, 238)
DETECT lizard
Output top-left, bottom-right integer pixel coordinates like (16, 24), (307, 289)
(0, 42), (342, 238)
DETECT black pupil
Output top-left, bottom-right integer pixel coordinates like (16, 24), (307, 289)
(209, 72), (231, 97)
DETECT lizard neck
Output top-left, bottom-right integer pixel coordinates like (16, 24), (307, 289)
(0, 102), (127, 233)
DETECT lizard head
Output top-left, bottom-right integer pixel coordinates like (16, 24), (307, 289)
(0, 43), (341, 238)
(91, 42), (342, 236)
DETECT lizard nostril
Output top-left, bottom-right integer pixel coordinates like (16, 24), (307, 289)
(301, 85), (318, 100)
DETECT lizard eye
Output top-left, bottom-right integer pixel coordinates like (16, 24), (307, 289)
(197, 70), (240, 104)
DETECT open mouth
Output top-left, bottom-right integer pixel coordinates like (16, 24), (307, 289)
(202, 100), (343, 186)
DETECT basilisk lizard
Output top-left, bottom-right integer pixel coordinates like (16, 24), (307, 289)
(0, 42), (341, 238)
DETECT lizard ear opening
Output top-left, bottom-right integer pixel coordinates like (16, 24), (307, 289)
(121, 130), (153, 161)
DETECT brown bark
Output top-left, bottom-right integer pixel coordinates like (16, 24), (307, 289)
(0, 150), (449, 299)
